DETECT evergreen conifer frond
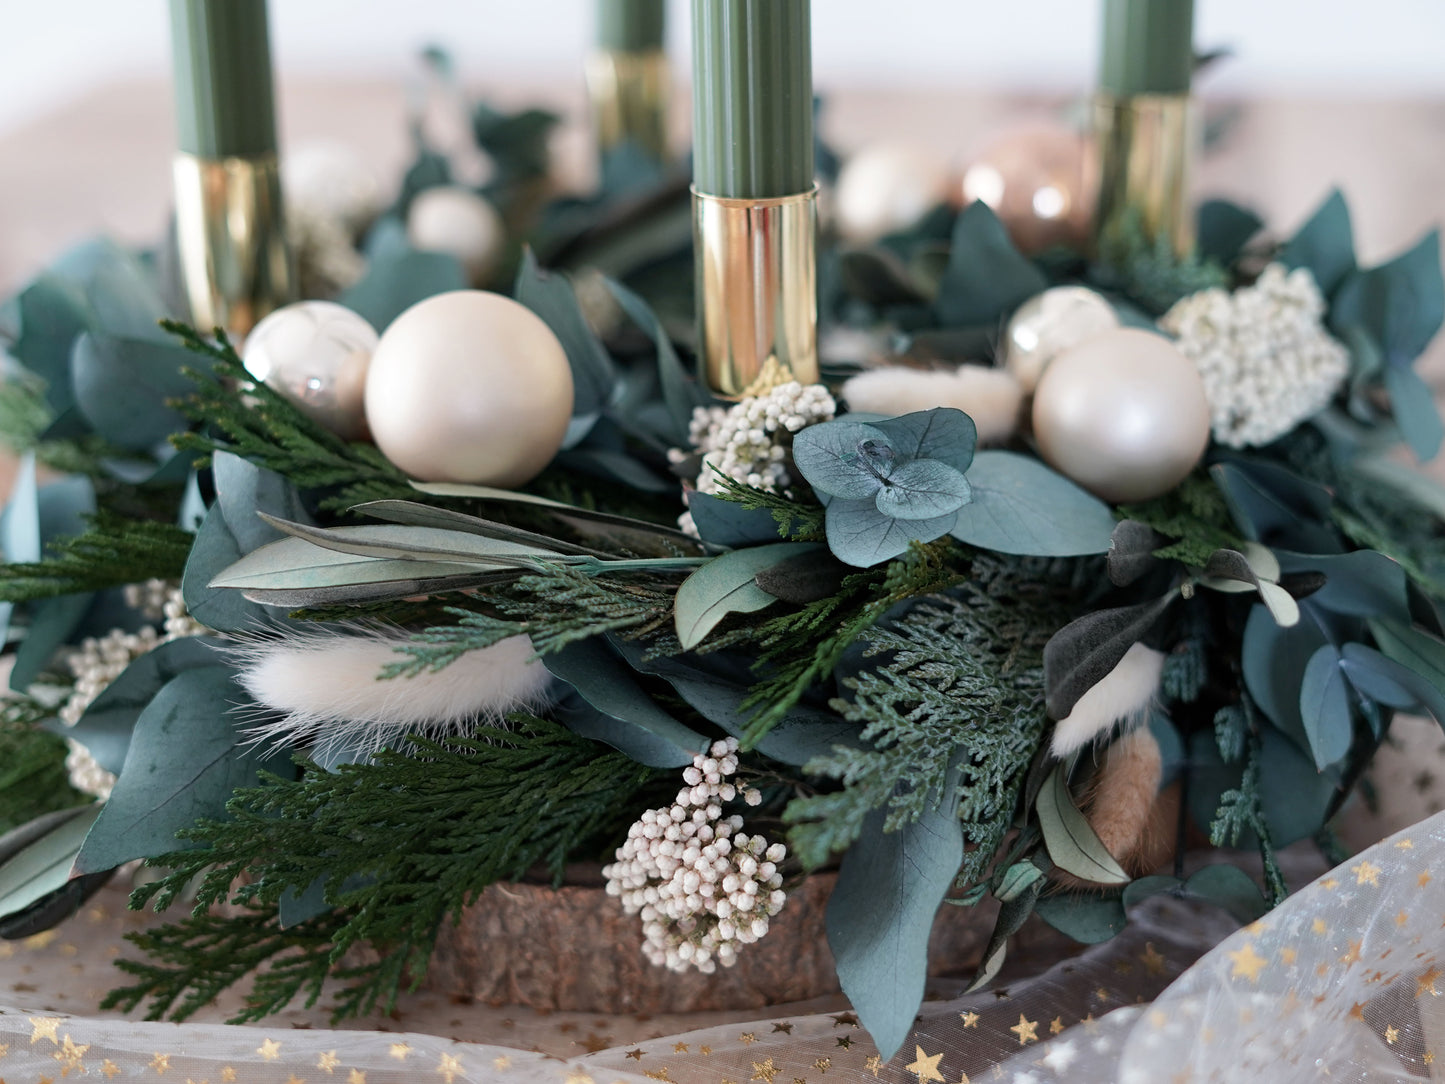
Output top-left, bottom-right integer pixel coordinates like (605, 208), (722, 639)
(0, 698), (85, 833)
(0, 510), (193, 602)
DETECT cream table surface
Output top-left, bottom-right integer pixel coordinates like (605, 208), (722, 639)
(0, 76), (1443, 1050)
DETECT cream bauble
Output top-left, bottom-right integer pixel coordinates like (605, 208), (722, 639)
(835, 144), (950, 243)
(363, 291), (574, 487)
(1003, 286), (1119, 393)
(406, 186), (506, 286)
(1031, 327), (1210, 503)
(242, 301), (377, 441)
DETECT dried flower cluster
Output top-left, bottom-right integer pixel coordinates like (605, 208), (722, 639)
(60, 580), (205, 799)
(604, 738), (788, 974)
(676, 381), (836, 497)
(1160, 262), (1349, 448)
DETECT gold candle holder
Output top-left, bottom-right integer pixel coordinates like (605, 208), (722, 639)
(173, 151), (295, 336)
(586, 47), (670, 162)
(1091, 91), (1196, 259)
(693, 187), (819, 400)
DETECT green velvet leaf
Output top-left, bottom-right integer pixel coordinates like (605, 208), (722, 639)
(1042, 593), (1175, 720)
(934, 201), (1047, 327)
(1280, 189), (1355, 297)
(674, 543), (818, 649)
(951, 451), (1116, 557)
(826, 790), (964, 1061)
(1036, 766), (1129, 885)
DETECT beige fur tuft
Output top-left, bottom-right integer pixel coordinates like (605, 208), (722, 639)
(1050, 642), (1166, 758)
(840, 365), (1024, 445)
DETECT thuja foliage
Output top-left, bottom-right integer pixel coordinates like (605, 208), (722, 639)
(1093, 206), (1229, 314)
(0, 510), (193, 603)
(165, 322), (415, 513)
(1118, 472), (1246, 566)
(784, 553), (1073, 875)
(708, 471), (825, 541)
(0, 697), (84, 833)
(1209, 731), (1289, 904)
(110, 717), (666, 1023)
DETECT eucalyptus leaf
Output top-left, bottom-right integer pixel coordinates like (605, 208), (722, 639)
(1033, 892), (1127, 944)
(872, 458), (970, 520)
(556, 447), (673, 493)
(11, 594), (93, 692)
(1342, 641), (1445, 725)
(213, 451), (314, 553)
(69, 333), (199, 450)
(869, 408), (977, 475)
(839, 247), (931, 307)
(1182, 865), (1269, 924)
(1196, 200), (1263, 265)
(1383, 364), (1444, 462)
(514, 248), (616, 416)
(544, 639), (704, 767)
(1332, 229), (1444, 368)
(1187, 728), (1339, 848)
(996, 860), (1045, 902)
(1275, 549), (1410, 623)
(1036, 766), (1129, 886)
(951, 451), (1116, 557)
(825, 498), (957, 568)
(9, 274), (89, 416)
(182, 505), (281, 634)
(606, 277), (712, 445)
(826, 788), (964, 1061)
(966, 878), (1043, 994)
(674, 543), (820, 649)
(934, 201), (1047, 328)
(338, 245), (467, 332)
(0, 805), (101, 921)
(685, 492), (783, 548)
(1240, 603), (1331, 745)
(74, 666), (285, 874)
(1211, 461), (1339, 552)
(1299, 644), (1352, 770)
(1280, 189), (1355, 297)
(791, 420), (892, 500)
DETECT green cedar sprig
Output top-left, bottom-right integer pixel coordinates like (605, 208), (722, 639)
(1094, 205), (1229, 314)
(0, 697), (84, 833)
(1117, 472), (1246, 567)
(111, 717), (665, 1023)
(1208, 732), (1288, 904)
(163, 321), (415, 513)
(0, 510), (193, 603)
(707, 471), (825, 541)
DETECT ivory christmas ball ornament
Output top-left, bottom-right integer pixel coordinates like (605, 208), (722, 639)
(1002, 286), (1119, 393)
(363, 290), (574, 487)
(406, 185), (506, 285)
(241, 301), (378, 441)
(834, 144), (950, 243)
(1031, 327), (1209, 503)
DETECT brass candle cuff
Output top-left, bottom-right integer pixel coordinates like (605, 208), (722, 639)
(693, 186), (819, 400)
(586, 48), (670, 161)
(173, 150), (295, 336)
(1091, 91), (1196, 259)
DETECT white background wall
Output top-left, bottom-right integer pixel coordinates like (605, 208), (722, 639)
(2, 0), (1444, 137)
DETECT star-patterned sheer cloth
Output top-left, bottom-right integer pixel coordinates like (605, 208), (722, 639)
(4, 811), (1445, 1083)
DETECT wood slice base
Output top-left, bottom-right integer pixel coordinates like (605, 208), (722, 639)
(424, 872), (997, 1014)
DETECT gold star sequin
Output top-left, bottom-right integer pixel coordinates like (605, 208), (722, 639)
(674, 1043), (690, 1053)
(1350, 1001), (1368, 1021)
(1423, 872), (1435, 888)
(150, 1052), (172, 1075)
(348, 1073), (367, 1084)
(1009, 1014), (1039, 1046)
(1419, 966), (1445, 997)
(835, 1036), (854, 1050)
(865, 1055), (884, 1078)
(1386, 1025), (1401, 1045)
(26, 929), (58, 949)
(752, 1057), (779, 1084)
(437, 1053), (464, 1083)
(643, 1070), (675, 1084)
(1227, 942), (1268, 983)
(1049, 1017), (1065, 1036)
(960, 1011), (980, 1028)
(257, 1039), (282, 1061)
(1319, 878), (1339, 891)
(1353, 860), (1382, 887)
(905, 1046), (944, 1083)
(625, 1050), (645, 1061)
(221, 1069), (236, 1083)
(564, 1068), (594, 1084)
(30, 1017), (62, 1045)
(53, 1035), (89, 1077)
(318, 1050), (340, 1073)
(1140, 943), (1167, 977)
(496, 1055), (514, 1070)
(700, 1046), (713, 1056)
(1397, 839), (1414, 849)
(1312, 918), (1329, 936)
(285, 1075), (306, 1084)
(102, 1061), (120, 1079)
(1427, 1051), (1437, 1066)
(1279, 946), (1298, 965)
(740, 1033), (758, 1045)
(812, 1058), (831, 1074)
(773, 1023), (794, 1035)
(389, 1044), (412, 1061)
(831, 1013), (860, 1029)
(1341, 941), (1363, 967)
(1398, 911), (1412, 928)
(0, 1040), (8, 1059)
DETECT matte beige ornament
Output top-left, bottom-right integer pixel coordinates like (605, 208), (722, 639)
(835, 144), (949, 243)
(363, 290), (574, 487)
(1031, 327), (1209, 503)
(406, 185), (506, 286)
(242, 300), (377, 441)
(1003, 286), (1119, 393)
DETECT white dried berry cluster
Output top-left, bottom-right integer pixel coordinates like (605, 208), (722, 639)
(1160, 262), (1349, 448)
(674, 381), (836, 497)
(604, 738), (787, 974)
(60, 581), (206, 799)
(289, 205), (368, 299)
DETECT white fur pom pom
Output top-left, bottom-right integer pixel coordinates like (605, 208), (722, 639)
(236, 629), (551, 760)
(1050, 642), (1166, 758)
(841, 365), (1024, 445)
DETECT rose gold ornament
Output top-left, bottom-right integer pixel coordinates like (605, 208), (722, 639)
(956, 121), (1094, 254)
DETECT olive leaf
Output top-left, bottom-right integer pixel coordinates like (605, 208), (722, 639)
(674, 543), (822, 649)
(1035, 765), (1129, 886)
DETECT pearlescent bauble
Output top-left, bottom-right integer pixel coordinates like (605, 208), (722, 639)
(406, 186), (505, 285)
(835, 144), (950, 242)
(957, 121), (1094, 254)
(364, 291), (574, 487)
(242, 301), (377, 441)
(1003, 286), (1119, 393)
(1031, 328), (1210, 503)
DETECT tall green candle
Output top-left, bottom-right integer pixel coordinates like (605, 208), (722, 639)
(597, 0), (666, 53)
(1098, 0), (1195, 97)
(169, 0), (278, 158)
(691, 0), (813, 200)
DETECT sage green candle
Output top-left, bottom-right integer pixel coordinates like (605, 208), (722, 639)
(1098, 0), (1194, 97)
(169, 0), (278, 158)
(598, 0), (666, 52)
(692, 0), (813, 199)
